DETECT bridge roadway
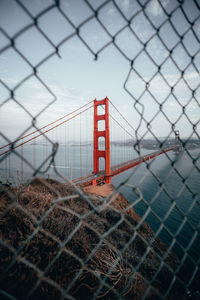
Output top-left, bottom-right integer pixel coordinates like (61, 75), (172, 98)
(73, 146), (178, 186)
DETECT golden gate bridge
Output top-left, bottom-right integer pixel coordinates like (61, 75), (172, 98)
(0, 97), (181, 186)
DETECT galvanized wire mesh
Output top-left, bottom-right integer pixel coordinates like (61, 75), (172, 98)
(0, 0), (200, 299)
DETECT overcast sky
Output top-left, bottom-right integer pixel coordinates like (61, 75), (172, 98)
(0, 0), (199, 144)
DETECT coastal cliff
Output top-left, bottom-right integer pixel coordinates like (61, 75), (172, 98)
(0, 178), (181, 299)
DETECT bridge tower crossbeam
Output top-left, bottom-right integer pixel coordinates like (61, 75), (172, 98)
(93, 97), (111, 185)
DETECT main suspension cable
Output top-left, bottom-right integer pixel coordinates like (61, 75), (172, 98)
(108, 99), (142, 138)
(0, 100), (93, 150)
(0, 105), (93, 157)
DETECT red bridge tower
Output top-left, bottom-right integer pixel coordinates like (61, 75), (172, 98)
(93, 97), (111, 185)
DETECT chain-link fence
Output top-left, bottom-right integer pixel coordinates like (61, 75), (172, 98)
(0, 0), (200, 299)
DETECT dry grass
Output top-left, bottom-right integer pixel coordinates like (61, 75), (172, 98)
(0, 178), (184, 299)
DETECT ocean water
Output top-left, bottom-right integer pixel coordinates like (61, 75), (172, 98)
(1, 144), (200, 267)
(112, 148), (200, 263)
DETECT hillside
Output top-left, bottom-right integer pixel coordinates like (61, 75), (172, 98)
(0, 178), (182, 299)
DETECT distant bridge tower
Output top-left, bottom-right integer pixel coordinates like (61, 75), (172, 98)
(174, 130), (182, 153)
(93, 97), (111, 185)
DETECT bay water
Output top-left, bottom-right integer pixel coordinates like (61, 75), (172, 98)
(1, 144), (200, 280)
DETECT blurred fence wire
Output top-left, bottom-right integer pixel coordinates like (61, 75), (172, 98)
(0, 0), (200, 299)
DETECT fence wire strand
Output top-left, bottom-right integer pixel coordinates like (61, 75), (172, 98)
(0, 0), (200, 299)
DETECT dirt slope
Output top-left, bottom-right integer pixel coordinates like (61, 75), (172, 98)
(0, 178), (183, 299)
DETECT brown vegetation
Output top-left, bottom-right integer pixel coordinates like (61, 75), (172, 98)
(0, 178), (183, 299)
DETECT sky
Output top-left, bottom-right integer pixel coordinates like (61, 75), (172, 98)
(0, 0), (200, 144)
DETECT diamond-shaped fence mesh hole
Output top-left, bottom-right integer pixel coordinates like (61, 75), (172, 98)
(179, 256), (196, 283)
(159, 21), (180, 50)
(79, 17), (111, 53)
(160, 58), (181, 87)
(19, 0), (55, 18)
(176, 221), (196, 249)
(162, 0), (179, 15)
(177, 193), (199, 219)
(172, 43), (191, 71)
(0, 100), (32, 141)
(177, 150), (200, 177)
(98, 2), (127, 36)
(145, 0), (168, 27)
(184, 65), (199, 91)
(21, 230), (60, 271)
(145, 114), (172, 139)
(115, 27), (143, 60)
(172, 78), (192, 106)
(175, 114), (196, 138)
(157, 227), (174, 249)
(15, 76), (55, 116)
(1, 260), (39, 297)
(143, 210), (163, 233)
(182, 0), (200, 23)
(3, 150), (30, 181)
(187, 234), (200, 261)
(148, 73), (171, 103)
(162, 97), (183, 124)
(164, 207), (185, 234)
(43, 208), (80, 242)
(125, 70), (146, 99)
(0, 0), (32, 37)
(15, 26), (55, 66)
(0, 205), (37, 250)
(46, 251), (82, 289)
(184, 158), (200, 181)
(130, 10), (156, 44)
(115, 0), (141, 19)
(171, 242), (185, 261)
(184, 99), (200, 121)
(0, 47), (32, 89)
(183, 29), (200, 56)
(171, 7), (191, 36)
(60, 0), (93, 27)
(2, 144), (51, 182)
(154, 265), (175, 295)
(138, 93), (160, 123)
(133, 199), (152, 219)
(38, 7), (75, 45)
(151, 198), (174, 225)
(146, 35), (169, 66)
(134, 51), (158, 80)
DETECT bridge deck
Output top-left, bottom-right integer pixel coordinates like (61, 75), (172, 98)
(73, 146), (178, 186)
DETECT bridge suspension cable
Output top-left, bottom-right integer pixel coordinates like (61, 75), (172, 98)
(0, 103), (93, 157)
(1, 97), (180, 186)
(100, 102), (135, 139)
(108, 113), (135, 139)
(0, 100), (93, 151)
(108, 99), (142, 138)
